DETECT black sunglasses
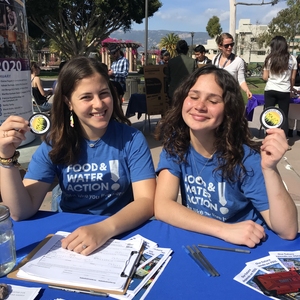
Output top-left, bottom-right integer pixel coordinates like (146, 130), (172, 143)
(223, 42), (235, 49)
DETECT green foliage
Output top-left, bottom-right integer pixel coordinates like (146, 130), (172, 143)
(159, 33), (180, 58)
(206, 16), (222, 38)
(26, 0), (162, 58)
(257, 0), (300, 48)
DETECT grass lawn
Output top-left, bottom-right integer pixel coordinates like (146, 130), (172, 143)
(243, 77), (266, 104)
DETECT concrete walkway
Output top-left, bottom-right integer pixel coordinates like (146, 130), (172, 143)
(16, 101), (300, 230)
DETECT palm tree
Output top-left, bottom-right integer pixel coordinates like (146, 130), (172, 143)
(159, 33), (180, 58)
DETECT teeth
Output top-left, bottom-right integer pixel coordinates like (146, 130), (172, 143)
(93, 112), (105, 116)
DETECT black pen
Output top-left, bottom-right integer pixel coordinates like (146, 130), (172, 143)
(198, 244), (251, 254)
(192, 245), (220, 277)
(49, 285), (108, 297)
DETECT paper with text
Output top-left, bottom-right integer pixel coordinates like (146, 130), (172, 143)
(17, 231), (143, 292)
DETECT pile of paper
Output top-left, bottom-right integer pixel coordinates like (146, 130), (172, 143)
(13, 231), (172, 299)
(110, 234), (173, 300)
(234, 250), (300, 299)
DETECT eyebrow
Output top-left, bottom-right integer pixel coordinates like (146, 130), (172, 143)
(189, 89), (223, 100)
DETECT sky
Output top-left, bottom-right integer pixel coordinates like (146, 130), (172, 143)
(131, 0), (288, 33)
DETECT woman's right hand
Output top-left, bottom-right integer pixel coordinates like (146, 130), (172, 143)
(0, 115), (30, 158)
(221, 220), (266, 248)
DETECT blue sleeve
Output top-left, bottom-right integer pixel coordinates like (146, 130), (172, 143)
(156, 149), (182, 178)
(24, 142), (57, 184)
(241, 148), (269, 212)
(126, 130), (156, 182)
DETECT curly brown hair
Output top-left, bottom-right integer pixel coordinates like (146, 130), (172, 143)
(154, 65), (259, 182)
(43, 56), (130, 165)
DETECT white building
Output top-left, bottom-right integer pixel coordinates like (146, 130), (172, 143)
(203, 19), (269, 64)
(235, 19), (268, 64)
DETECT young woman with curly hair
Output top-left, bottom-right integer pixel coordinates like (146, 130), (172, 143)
(154, 65), (298, 248)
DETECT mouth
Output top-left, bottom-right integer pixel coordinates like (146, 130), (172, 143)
(190, 114), (208, 121)
(91, 111), (106, 117)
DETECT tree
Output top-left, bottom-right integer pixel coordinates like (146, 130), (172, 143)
(206, 16), (222, 38)
(159, 33), (180, 58)
(229, 0), (280, 38)
(257, 0), (300, 49)
(26, 0), (162, 58)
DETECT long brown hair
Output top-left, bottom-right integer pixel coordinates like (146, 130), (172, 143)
(264, 36), (290, 74)
(44, 56), (130, 165)
(154, 65), (259, 182)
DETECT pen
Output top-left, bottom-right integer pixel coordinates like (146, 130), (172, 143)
(198, 244), (251, 254)
(182, 245), (211, 277)
(192, 245), (220, 277)
(49, 285), (108, 297)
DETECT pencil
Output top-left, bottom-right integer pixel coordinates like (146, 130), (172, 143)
(198, 244), (250, 254)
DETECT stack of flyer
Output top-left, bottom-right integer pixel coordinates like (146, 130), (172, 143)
(110, 234), (173, 300)
(234, 251), (300, 299)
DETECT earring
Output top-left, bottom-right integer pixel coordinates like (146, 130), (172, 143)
(70, 111), (74, 127)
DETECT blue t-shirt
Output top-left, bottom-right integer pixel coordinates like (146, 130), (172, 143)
(156, 145), (268, 225)
(25, 120), (155, 215)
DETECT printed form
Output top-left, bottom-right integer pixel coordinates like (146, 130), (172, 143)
(17, 231), (143, 292)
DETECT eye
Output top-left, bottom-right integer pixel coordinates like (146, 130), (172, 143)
(188, 93), (198, 100)
(80, 94), (92, 101)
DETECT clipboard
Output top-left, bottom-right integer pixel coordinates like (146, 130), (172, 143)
(8, 234), (145, 295)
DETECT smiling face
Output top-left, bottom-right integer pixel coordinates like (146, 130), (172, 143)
(67, 73), (113, 140)
(194, 51), (205, 62)
(219, 37), (234, 55)
(182, 73), (225, 137)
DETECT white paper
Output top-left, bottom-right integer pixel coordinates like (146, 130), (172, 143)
(233, 265), (278, 299)
(110, 247), (173, 299)
(127, 234), (158, 249)
(6, 284), (41, 300)
(268, 251), (300, 271)
(17, 231), (143, 292)
(138, 256), (172, 300)
(246, 255), (288, 273)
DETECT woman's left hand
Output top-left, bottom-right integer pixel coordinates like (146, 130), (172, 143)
(260, 128), (288, 170)
(61, 222), (112, 255)
(246, 89), (252, 99)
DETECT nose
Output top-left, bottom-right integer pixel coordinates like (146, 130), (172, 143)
(92, 95), (106, 107)
(194, 99), (207, 111)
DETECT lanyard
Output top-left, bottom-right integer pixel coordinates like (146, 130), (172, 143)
(219, 54), (232, 68)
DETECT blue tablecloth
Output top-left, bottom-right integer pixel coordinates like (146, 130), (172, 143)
(2, 211), (300, 299)
(125, 93), (147, 120)
(245, 94), (300, 121)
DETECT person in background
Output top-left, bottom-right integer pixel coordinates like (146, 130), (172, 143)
(101, 62), (124, 108)
(263, 36), (297, 137)
(52, 60), (68, 92)
(46, 60), (68, 104)
(193, 44), (211, 68)
(0, 57), (156, 256)
(30, 61), (52, 110)
(6, 5), (16, 31)
(108, 44), (129, 96)
(288, 54), (300, 137)
(154, 65), (298, 248)
(213, 33), (252, 99)
(141, 52), (145, 66)
(0, 5), (7, 29)
(158, 51), (170, 65)
(167, 40), (196, 102)
(0, 33), (4, 57)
